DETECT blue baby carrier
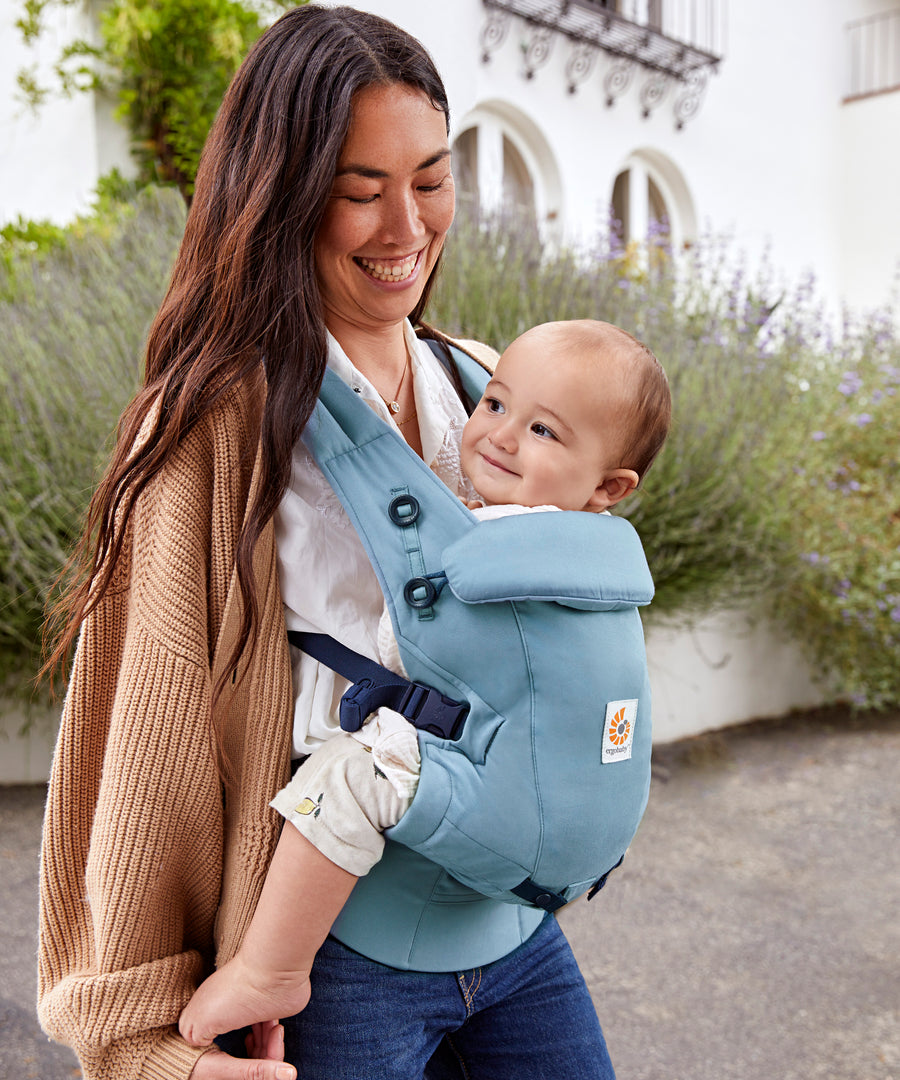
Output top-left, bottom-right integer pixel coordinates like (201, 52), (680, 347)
(291, 340), (655, 972)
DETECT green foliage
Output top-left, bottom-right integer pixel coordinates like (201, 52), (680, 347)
(16, 0), (302, 200)
(1, 196), (897, 710)
(773, 311), (900, 709)
(0, 169), (148, 298)
(0, 216), (68, 257)
(0, 185), (187, 691)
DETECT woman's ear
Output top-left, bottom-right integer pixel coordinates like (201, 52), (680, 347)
(587, 469), (640, 511)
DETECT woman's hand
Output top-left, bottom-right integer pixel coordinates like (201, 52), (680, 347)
(190, 1021), (296, 1080)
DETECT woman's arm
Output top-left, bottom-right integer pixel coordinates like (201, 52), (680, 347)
(38, 541), (221, 1077)
(38, 391), (293, 1080)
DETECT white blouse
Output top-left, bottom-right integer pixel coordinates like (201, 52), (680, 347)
(275, 322), (475, 756)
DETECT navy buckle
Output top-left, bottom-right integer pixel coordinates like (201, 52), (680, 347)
(399, 682), (471, 743)
(339, 678), (378, 732)
(398, 682), (469, 740)
(338, 676), (468, 740)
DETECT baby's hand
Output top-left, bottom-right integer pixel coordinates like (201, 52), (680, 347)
(463, 498), (484, 510)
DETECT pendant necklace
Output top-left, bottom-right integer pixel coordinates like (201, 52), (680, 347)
(380, 354), (409, 415)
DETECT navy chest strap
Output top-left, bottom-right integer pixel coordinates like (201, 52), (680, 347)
(287, 631), (469, 742)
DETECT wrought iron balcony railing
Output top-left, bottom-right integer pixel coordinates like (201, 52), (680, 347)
(481, 0), (725, 127)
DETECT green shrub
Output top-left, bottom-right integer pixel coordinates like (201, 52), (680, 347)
(1, 196), (897, 710)
(773, 307), (900, 708)
(0, 185), (186, 691)
(17, 1), (302, 200)
(0, 169), (149, 298)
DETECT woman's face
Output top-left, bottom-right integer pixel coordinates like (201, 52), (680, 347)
(315, 82), (455, 342)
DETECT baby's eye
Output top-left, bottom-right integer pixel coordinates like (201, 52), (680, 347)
(531, 423), (556, 440)
(485, 397), (505, 414)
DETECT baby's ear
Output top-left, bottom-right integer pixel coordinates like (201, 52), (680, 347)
(587, 469), (639, 511)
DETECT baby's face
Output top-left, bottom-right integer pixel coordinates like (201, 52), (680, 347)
(460, 332), (629, 510)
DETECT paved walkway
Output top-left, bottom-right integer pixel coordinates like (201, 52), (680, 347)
(3, 704), (899, 1079)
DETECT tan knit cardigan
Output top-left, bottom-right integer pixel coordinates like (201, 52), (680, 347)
(37, 372), (294, 1080)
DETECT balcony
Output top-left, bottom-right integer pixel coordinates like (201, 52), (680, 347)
(480, 0), (725, 126)
(845, 8), (900, 101)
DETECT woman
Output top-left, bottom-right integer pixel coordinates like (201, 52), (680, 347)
(37, 7), (616, 1079)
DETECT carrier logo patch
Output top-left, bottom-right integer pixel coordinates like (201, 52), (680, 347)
(602, 700), (638, 763)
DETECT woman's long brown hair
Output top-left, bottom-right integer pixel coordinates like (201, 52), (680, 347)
(43, 5), (451, 695)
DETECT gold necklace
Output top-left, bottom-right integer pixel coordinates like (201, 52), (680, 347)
(379, 354), (409, 415)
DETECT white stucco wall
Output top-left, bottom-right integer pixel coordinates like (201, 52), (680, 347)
(3, 0), (898, 313)
(323, 0), (900, 316)
(645, 612), (824, 744)
(0, 1), (105, 224)
(838, 89), (900, 314)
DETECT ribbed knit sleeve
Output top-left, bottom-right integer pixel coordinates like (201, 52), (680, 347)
(37, 379), (294, 1080)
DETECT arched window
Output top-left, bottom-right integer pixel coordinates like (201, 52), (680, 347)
(610, 149), (696, 249)
(501, 136), (535, 223)
(451, 101), (561, 236)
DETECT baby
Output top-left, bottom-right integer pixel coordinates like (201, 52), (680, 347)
(180, 319), (671, 1046)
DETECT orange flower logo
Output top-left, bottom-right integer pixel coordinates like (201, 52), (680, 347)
(608, 707), (631, 746)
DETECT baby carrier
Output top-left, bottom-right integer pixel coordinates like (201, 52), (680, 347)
(291, 340), (655, 972)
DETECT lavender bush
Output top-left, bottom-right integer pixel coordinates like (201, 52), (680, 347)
(0, 196), (896, 709)
(774, 305), (900, 708)
(0, 185), (186, 691)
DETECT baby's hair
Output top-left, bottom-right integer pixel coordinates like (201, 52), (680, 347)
(532, 320), (671, 484)
(603, 325), (671, 484)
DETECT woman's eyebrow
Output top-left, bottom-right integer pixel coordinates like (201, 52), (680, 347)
(336, 149), (451, 179)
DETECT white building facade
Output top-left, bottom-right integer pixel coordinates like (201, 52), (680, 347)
(2, 0), (898, 314)
(0, 2), (895, 764)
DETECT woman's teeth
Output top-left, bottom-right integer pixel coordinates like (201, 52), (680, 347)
(358, 255), (417, 282)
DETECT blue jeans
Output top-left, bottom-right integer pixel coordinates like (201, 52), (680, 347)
(221, 914), (615, 1079)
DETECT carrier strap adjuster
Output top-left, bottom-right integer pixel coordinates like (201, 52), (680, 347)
(586, 854), (625, 901)
(509, 879), (569, 913)
(288, 631), (468, 741)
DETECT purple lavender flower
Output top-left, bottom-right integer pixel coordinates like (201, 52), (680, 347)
(838, 371), (862, 396)
(854, 413), (873, 426)
(801, 552), (828, 565)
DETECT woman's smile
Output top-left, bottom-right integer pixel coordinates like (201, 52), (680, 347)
(354, 250), (421, 284)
